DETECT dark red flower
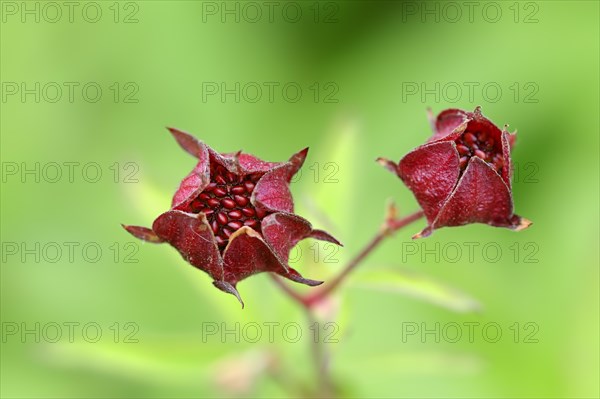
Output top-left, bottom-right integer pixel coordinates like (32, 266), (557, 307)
(378, 106), (532, 238)
(123, 128), (341, 306)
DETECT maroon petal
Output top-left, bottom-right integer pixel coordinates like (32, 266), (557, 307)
(122, 225), (164, 243)
(287, 147), (309, 179)
(424, 157), (529, 235)
(500, 128), (513, 187)
(210, 150), (243, 176)
(221, 227), (280, 284)
(252, 165), (294, 213)
(237, 153), (282, 174)
(222, 226), (322, 288)
(171, 162), (211, 209)
(376, 157), (399, 174)
(213, 280), (244, 308)
(309, 229), (342, 246)
(168, 127), (209, 160)
(461, 106), (503, 145)
(261, 213), (341, 263)
(430, 108), (470, 141)
(152, 210), (223, 280)
(398, 141), (460, 223)
(167, 128), (211, 208)
(247, 148), (308, 213)
(285, 267), (323, 286)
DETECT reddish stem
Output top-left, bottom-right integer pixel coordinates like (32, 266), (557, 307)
(269, 273), (306, 303)
(272, 210), (425, 308)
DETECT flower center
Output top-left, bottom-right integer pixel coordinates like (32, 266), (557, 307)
(188, 165), (268, 251)
(455, 131), (503, 174)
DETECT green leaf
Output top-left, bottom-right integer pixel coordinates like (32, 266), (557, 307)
(351, 268), (482, 313)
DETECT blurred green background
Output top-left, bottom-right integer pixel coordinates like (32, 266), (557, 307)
(1, 1), (598, 398)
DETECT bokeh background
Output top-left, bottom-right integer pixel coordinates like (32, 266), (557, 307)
(1, 1), (598, 398)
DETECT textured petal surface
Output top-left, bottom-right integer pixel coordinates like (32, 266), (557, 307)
(209, 150), (243, 176)
(287, 147), (309, 178)
(398, 141), (460, 223)
(431, 157), (517, 229)
(430, 109), (470, 141)
(392, 107), (531, 238)
(462, 107), (503, 144)
(152, 210), (223, 279)
(467, 107), (501, 139)
(376, 157), (399, 174)
(309, 229), (342, 246)
(252, 165), (295, 213)
(221, 226), (320, 286)
(212, 280), (244, 308)
(500, 129), (513, 187)
(122, 225), (164, 243)
(168, 127), (208, 160)
(237, 153), (282, 174)
(261, 213), (341, 263)
(167, 128), (211, 208)
(126, 130), (340, 306)
(171, 162), (211, 209)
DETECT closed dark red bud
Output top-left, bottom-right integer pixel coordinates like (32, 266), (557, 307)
(123, 128), (341, 307)
(378, 106), (531, 238)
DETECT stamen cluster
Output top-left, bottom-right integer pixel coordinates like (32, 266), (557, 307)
(189, 165), (268, 250)
(455, 131), (503, 173)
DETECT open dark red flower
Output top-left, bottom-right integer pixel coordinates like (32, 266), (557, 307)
(378, 106), (531, 238)
(123, 128), (341, 306)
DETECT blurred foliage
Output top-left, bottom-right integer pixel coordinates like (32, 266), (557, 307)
(1, 1), (598, 398)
